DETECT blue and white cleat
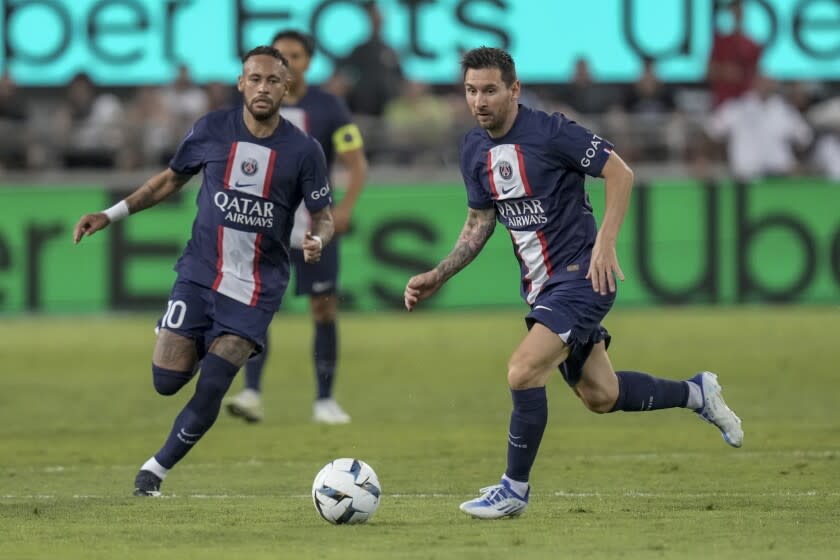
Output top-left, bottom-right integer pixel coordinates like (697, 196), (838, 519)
(459, 478), (529, 519)
(690, 371), (743, 448)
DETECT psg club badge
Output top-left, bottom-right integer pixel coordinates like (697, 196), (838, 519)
(241, 157), (259, 176)
(498, 160), (513, 180)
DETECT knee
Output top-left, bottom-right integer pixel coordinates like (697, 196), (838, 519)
(507, 357), (543, 390)
(310, 295), (337, 323)
(152, 364), (194, 396)
(576, 382), (618, 414)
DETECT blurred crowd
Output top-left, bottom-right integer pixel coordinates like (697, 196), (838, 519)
(1, 1), (839, 181)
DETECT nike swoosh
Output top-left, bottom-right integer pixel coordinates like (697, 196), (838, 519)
(500, 185), (517, 195)
(534, 305), (552, 312)
(233, 181), (256, 189)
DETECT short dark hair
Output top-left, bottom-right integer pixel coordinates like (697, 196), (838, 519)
(241, 45), (289, 67)
(461, 46), (517, 87)
(271, 30), (316, 57)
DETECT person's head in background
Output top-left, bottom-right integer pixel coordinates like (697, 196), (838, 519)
(271, 30), (316, 96)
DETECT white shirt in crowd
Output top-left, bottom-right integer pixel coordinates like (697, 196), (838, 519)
(707, 91), (813, 181)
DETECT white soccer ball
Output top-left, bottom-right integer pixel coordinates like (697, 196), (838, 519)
(312, 458), (381, 524)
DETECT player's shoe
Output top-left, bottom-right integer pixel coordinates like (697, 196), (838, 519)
(690, 371), (743, 448)
(459, 479), (529, 519)
(224, 389), (264, 423)
(313, 398), (351, 425)
(133, 470), (162, 497)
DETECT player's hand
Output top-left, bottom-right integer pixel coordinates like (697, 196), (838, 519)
(302, 231), (323, 263)
(332, 204), (353, 234)
(404, 269), (444, 312)
(73, 212), (111, 244)
(586, 236), (624, 295)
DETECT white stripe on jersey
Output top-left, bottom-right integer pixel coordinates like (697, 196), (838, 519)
(281, 107), (311, 249)
(216, 228), (259, 305)
(510, 230), (550, 304)
(214, 141), (274, 305)
(227, 142), (274, 197)
(488, 144), (531, 200)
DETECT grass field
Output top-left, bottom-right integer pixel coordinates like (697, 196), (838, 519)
(1, 307), (839, 559)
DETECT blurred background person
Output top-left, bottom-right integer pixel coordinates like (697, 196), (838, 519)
(0, 71), (33, 171)
(707, 0), (762, 108)
(706, 73), (813, 181)
(53, 72), (124, 169)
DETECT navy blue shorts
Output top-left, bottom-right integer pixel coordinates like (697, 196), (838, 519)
(156, 278), (274, 358)
(525, 278), (615, 387)
(291, 237), (339, 296)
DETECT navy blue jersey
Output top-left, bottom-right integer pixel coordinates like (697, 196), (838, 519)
(460, 105), (614, 304)
(279, 86), (363, 249)
(168, 106), (331, 311)
(279, 86), (361, 172)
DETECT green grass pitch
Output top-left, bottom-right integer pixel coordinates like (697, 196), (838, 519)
(1, 307), (839, 559)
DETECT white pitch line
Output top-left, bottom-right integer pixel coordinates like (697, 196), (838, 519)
(11, 449), (839, 475)
(2, 490), (839, 500)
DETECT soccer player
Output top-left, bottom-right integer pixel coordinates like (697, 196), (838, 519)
(224, 30), (367, 425)
(73, 46), (333, 496)
(403, 47), (743, 519)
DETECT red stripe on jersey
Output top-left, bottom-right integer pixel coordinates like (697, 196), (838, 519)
(212, 226), (224, 290)
(223, 142), (237, 189)
(486, 150), (499, 198)
(537, 230), (553, 275)
(249, 233), (263, 306)
(509, 231), (532, 296)
(262, 149), (276, 198)
(515, 144), (533, 196)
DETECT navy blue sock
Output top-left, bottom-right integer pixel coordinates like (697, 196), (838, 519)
(244, 334), (268, 392)
(610, 371), (689, 412)
(314, 321), (337, 400)
(154, 353), (239, 469)
(505, 387), (548, 483)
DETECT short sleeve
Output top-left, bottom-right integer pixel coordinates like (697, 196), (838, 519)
(460, 135), (493, 209)
(548, 113), (614, 177)
(300, 140), (332, 213)
(330, 97), (364, 154)
(169, 115), (210, 176)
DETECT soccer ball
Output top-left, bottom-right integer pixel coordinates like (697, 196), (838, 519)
(312, 458), (381, 524)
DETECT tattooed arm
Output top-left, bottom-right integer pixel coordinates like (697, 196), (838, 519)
(404, 207), (496, 311)
(73, 169), (192, 243)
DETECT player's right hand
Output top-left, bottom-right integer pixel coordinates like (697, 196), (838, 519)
(404, 269), (443, 312)
(73, 212), (110, 244)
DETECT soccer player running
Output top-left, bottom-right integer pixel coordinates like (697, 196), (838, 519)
(225, 30), (367, 425)
(73, 46), (334, 496)
(403, 47), (743, 519)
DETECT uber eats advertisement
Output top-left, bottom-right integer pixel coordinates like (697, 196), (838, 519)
(0, 179), (838, 313)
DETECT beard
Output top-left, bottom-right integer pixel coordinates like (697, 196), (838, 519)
(247, 97), (280, 121)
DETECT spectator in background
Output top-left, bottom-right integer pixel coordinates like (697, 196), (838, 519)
(621, 57), (677, 161)
(122, 86), (171, 169)
(383, 80), (453, 164)
(554, 57), (618, 117)
(160, 65), (208, 145)
(205, 81), (236, 112)
(807, 93), (840, 180)
(707, 0), (761, 108)
(0, 71), (32, 170)
(54, 73), (124, 168)
(706, 73), (812, 181)
(334, 1), (403, 117)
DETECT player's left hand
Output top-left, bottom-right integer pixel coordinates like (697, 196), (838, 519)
(302, 231), (323, 263)
(586, 236), (624, 295)
(332, 204), (353, 234)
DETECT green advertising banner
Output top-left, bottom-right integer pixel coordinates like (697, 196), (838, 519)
(0, 179), (838, 315)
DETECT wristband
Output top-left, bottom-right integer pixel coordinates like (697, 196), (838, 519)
(103, 200), (129, 223)
(310, 235), (323, 250)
